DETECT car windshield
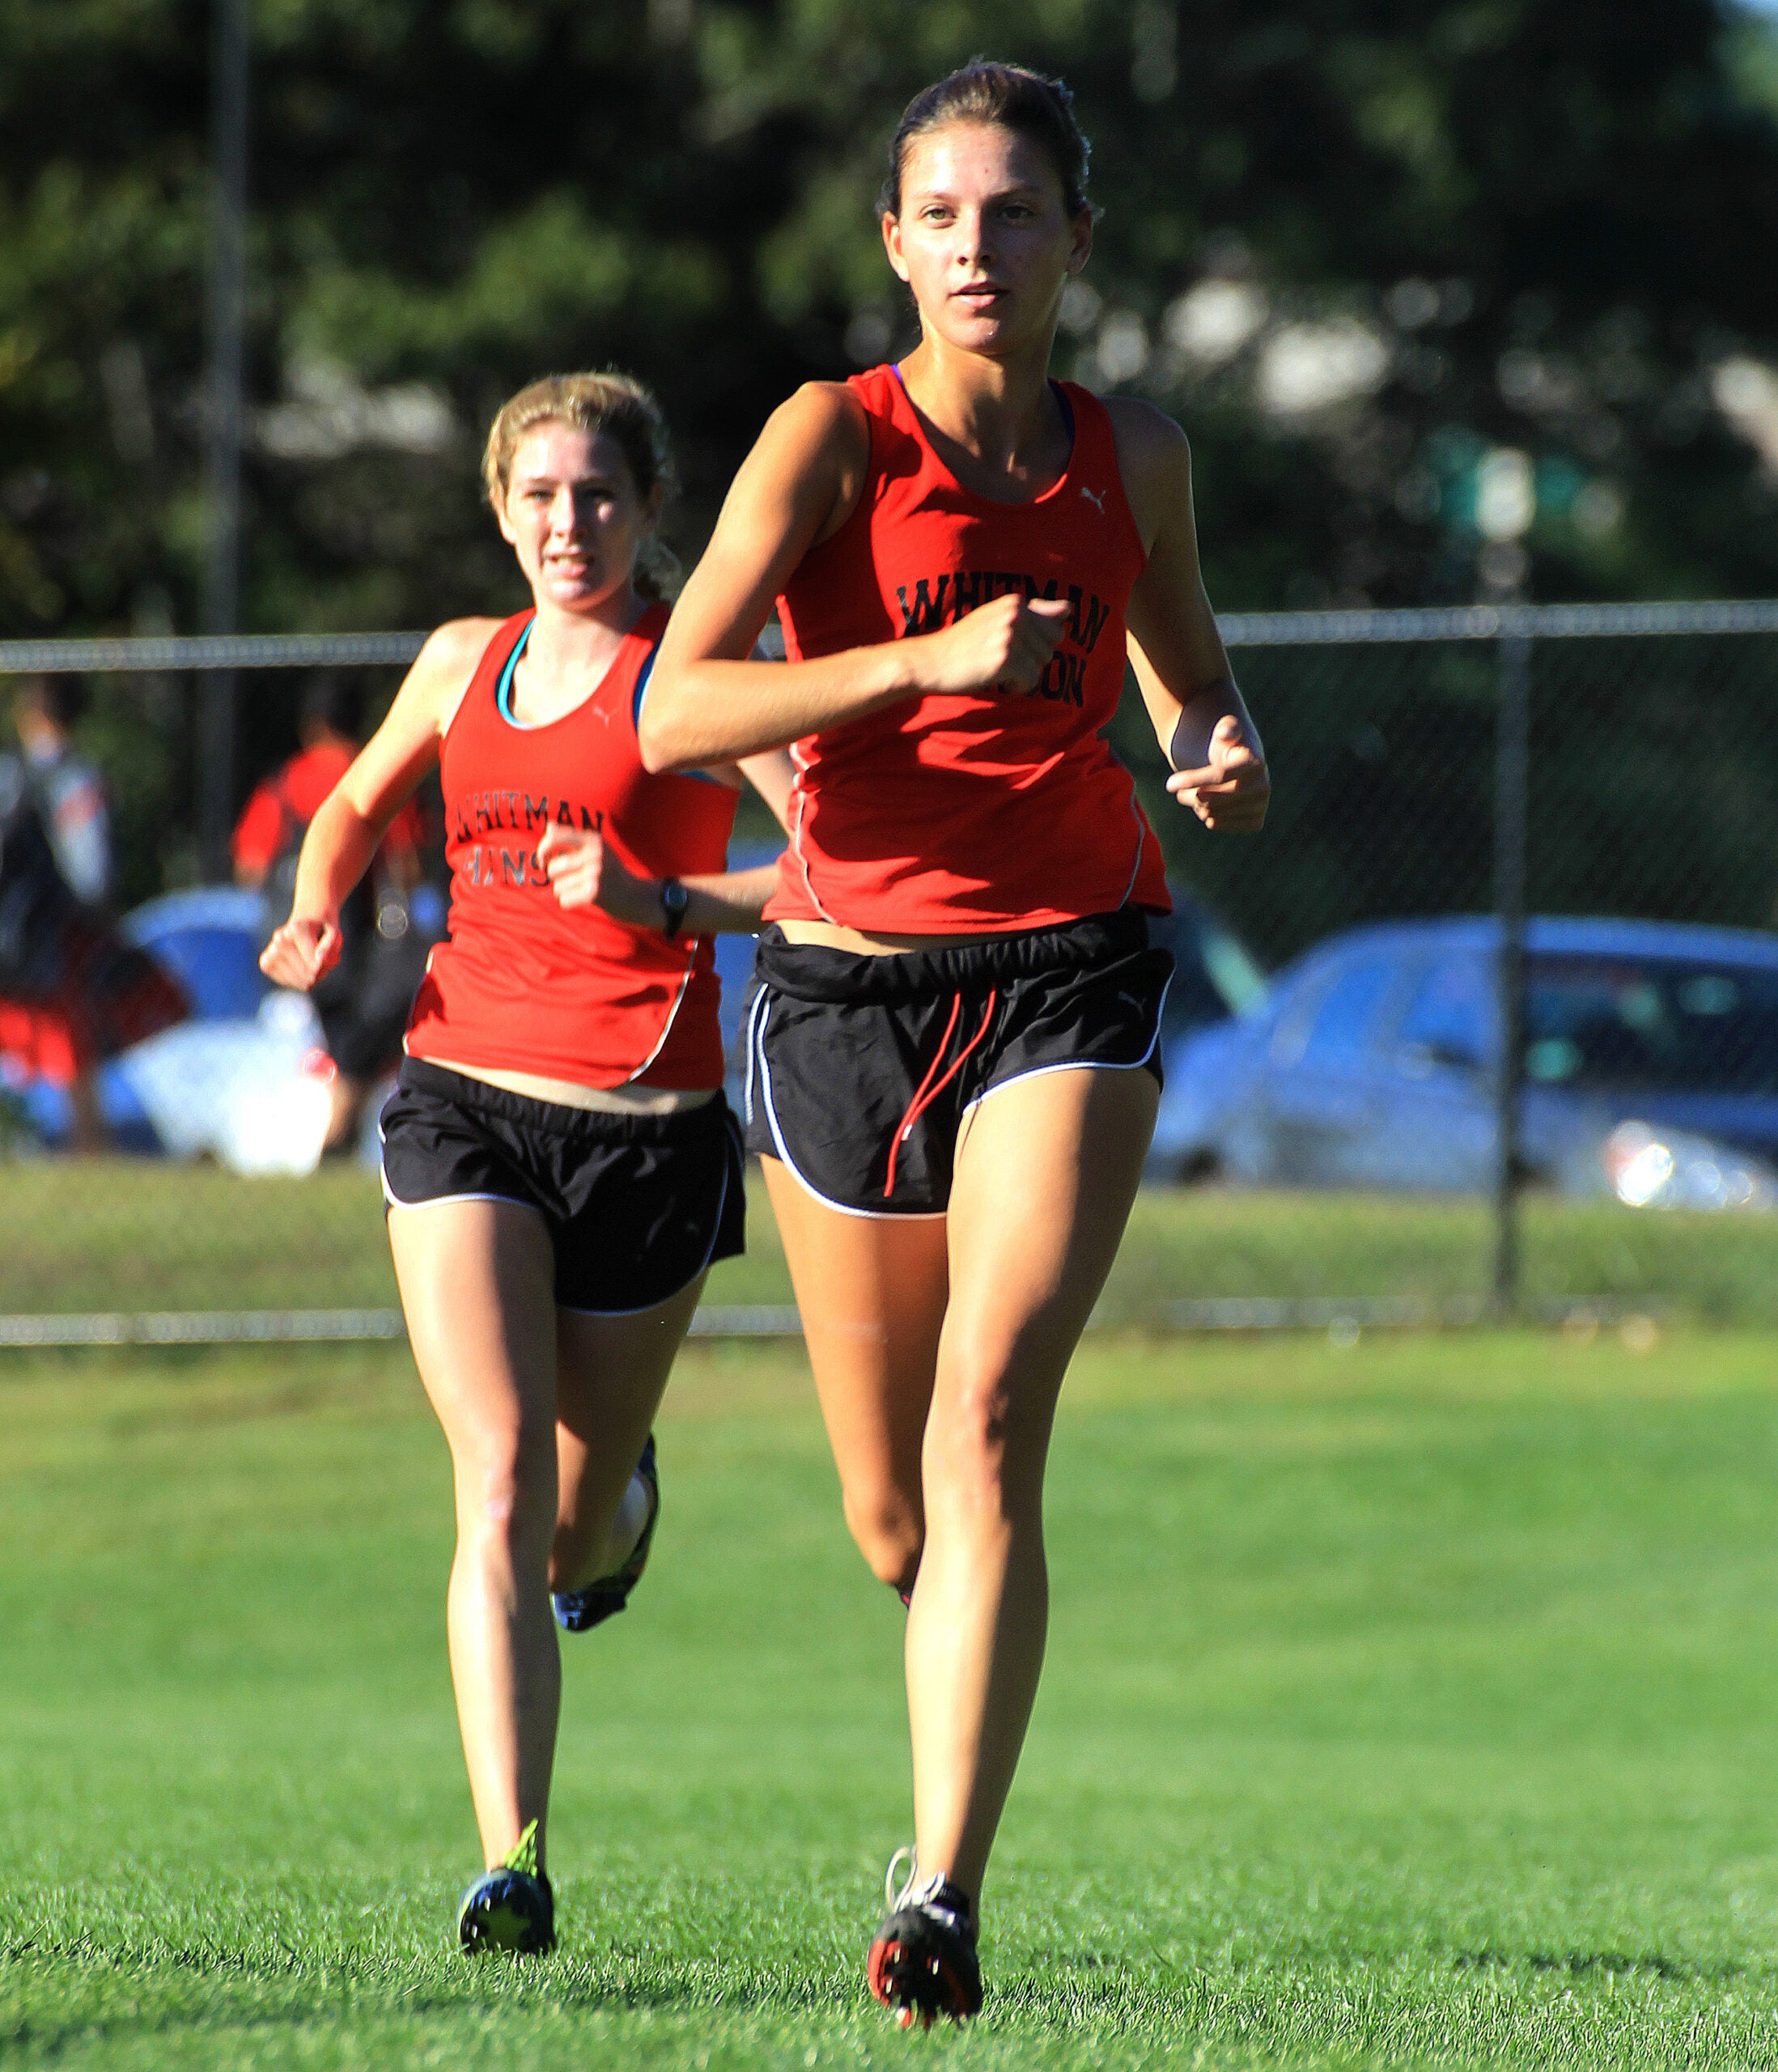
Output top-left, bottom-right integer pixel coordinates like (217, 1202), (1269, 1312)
(1524, 953), (1778, 1096)
(1155, 906), (1269, 1037)
(1202, 922), (1269, 1018)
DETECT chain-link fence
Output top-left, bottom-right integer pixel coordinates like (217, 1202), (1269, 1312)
(1186, 604), (1778, 960)
(7, 601), (1778, 1327)
(1114, 601), (1778, 1319)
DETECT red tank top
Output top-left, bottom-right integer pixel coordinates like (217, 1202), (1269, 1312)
(405, 604), (737, 1089)
(768, 364), (1170, 932)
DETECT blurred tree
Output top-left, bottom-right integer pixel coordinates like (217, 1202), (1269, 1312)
(744, 0), (1778, 609)
(4, 0), (1778, 896)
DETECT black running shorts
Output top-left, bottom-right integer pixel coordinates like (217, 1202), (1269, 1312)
(380, 1058), (745, 1313)
(741, 907), (1173, 1216)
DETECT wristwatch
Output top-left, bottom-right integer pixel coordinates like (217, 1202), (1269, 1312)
(660, 877), (690, 939)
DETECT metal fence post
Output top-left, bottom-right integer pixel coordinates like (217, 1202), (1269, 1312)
(199, 0), (249, 881)
(1492, 630), (1531, 1313)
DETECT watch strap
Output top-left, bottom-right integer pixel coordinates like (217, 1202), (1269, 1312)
(660, 877), (690, 938)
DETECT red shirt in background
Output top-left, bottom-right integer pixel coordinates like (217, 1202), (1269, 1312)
(231, 741), (424, 882)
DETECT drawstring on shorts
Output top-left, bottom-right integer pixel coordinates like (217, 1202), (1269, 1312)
(883, 987), (998, 1199)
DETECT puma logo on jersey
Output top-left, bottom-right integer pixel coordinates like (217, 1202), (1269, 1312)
(1080, 486), (1106, 514)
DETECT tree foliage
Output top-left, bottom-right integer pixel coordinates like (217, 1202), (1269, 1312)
(5, 0), (1778, 891)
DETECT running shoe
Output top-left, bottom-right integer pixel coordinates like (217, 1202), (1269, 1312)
(867, 1850), (982, 2027)
(553, 1432), (659, 1633)
(456, 1819), (555, 1955)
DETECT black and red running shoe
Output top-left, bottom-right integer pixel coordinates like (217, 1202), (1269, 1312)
(553, 1433), (659, 1633)
(867, 1853), (982, 2028)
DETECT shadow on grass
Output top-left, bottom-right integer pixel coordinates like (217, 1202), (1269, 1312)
(18, 1921), (1759, 2066)
(1450, 1945), (1744, 1985)
(2, 1922), (1222, 2050)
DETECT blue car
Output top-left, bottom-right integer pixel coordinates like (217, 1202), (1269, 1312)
(1152, 915), (1778, 1206)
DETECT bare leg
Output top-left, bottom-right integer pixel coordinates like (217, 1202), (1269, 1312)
(764, 1070), (1154, 1905)
(388, 1198), (561, 1871)
(68, 1068), (108, 1153)
(761, 1161), (948, 1595)
(551, 1275), (706, 1593)
(908, 1068), (1157, 1900)
(323, 1070), (365, 1152)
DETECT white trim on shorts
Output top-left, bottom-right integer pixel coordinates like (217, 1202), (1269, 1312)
(741, 982), (769, 1125)
(554, 1125), (736, 1317)
(380, 1169), (534, 1215)
(957, 966), (1172, 1120)
(376, 1093), (537, 1216)
(753, 995), (947, 1221)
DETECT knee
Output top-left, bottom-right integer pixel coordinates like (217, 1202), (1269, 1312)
(842, 1484), (924, 1594)
(457, 1431), (558, 1555)
(927, 1357), (1040, 1525)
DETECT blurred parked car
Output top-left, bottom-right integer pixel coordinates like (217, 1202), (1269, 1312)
(11, 883), (447, 1174)
(1152, 915), (1778, 1208)
(1150, 890), (1270, 1042)
(15, 860), (1267, 1173)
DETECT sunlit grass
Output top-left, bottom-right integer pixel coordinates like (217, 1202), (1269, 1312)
(6, 1330), (1778, 2065)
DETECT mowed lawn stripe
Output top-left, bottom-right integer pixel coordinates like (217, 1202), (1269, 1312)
(5, 1335), (1778, 2067)
(10, 1159), (1778, 1323)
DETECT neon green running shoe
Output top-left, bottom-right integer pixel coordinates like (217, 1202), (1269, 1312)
(456, 1819), (556, 1955)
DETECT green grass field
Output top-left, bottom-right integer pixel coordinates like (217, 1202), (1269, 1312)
(7, 1158), (1778, 1323)
(8, 1327), (1778, 2068)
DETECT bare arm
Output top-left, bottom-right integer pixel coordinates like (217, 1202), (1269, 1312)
(259, 619), (495, 987)
(639, 384), (1073, 772)
(534, 830), (779, 935)
(537, 673), (793, 927)
(1114, 402), (1270, 834)
(678, 861), (779, 933)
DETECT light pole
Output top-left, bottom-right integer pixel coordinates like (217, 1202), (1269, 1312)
(1476, 448), (1534, 1314)
(199, 0), (248, 881)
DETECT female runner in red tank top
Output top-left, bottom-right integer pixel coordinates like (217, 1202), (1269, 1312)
(643, 65), (1269, 2023)
(261, 373), (793, 1958)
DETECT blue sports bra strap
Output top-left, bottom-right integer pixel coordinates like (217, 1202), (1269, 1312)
(630, 647), (659, 732)
(494, 619), (534, 724)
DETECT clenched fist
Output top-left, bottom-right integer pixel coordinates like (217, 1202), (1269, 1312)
(260, 914), (342, 991)
(535, 820), (660, 927)
(914, 594), (1072, 697)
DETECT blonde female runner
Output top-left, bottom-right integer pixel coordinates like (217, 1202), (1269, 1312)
(263, 372), (791, 1955)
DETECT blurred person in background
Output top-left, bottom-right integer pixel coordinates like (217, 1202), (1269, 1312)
(234, 672), (431, 1150)
(14, 676), (111, 906)
(0, 675), (184, 1149)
